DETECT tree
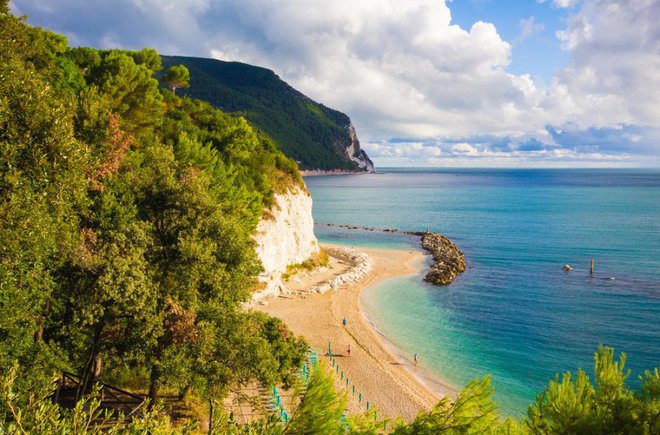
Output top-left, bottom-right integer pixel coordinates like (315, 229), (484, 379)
(161, 64), (190, 95)
(525, 346), (659, 434)
(284, 361), (347, 435)
(0, 7), (91, 397)
(393, 376), (516, 435)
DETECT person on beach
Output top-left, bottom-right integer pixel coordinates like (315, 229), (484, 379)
(414, 353), (418, 365)
(347, 344), (352, 357)
(342, 318), (347, 326)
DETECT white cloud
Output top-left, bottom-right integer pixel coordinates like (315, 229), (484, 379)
(517, 16), (545, 43)
(537, 0), (581, 8)
(547, 0), (660, 129)
(11, 0), (660, 165)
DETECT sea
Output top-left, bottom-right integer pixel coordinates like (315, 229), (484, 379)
(304, 168), (660, 417)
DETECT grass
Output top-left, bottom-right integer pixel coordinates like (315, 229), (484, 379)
(282, 249), (329, 280)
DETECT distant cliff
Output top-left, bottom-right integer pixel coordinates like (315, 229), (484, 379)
(161, 55), (375, 173)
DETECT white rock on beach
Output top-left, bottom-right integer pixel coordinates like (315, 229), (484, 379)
(310, 246), (374, 294)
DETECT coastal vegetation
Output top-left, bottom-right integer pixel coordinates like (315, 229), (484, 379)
(0, 1), (306, 426)
(1, 5), (658, 434)
(283, 250), (330, 280)
(2, 346), (658, 433)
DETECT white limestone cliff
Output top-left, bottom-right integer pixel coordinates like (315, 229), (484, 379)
(252, 186), (319, 301)
(344, 122), (375, 173)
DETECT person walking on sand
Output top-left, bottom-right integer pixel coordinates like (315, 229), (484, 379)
(414, 353), (418, 366)
(347, 344), (352, 357)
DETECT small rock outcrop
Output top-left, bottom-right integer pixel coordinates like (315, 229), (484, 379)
(421, 233), (465, 285)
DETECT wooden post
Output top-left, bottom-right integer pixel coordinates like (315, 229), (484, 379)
(590, 258), (595, 275)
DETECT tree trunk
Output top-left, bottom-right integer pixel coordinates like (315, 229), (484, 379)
(179, 383), (191, 400)
(92, 354), (102, 381)
(208, 399), (215, 434)
(148, 363), (161, 409)
(33, 316), (44, 342)
(77, 323), (103, 401)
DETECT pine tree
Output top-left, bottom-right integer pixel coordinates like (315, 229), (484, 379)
(161, 65), (190, 95)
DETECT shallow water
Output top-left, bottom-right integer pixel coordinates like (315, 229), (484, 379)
(305, 168), (660, 416)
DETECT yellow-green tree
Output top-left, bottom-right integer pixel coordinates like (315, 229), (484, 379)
(161, 64), (190, 95)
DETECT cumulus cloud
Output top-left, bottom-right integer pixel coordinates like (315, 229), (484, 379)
(548, 0), (660, 130)
(11, 0), (660, 165)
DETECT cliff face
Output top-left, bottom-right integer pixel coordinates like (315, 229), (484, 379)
(252, 186), (320, 301)
(343, 122), (375, 173)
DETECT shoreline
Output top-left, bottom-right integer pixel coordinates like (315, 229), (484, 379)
(301, 169), (375, 176)
(359, 283), (459, 401)
(254, 243), (457, 421)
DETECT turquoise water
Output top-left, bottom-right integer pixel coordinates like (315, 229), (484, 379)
(305, 168), (660, 417)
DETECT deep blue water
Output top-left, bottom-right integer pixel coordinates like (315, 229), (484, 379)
(304, 168), (660, 417)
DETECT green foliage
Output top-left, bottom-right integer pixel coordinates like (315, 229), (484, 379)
(0, 363), (190, 434)
(130, 48), (163, 73)
(284, 249), (329, 279)
(345, 407), (390, 434)
(1, 6), (307, 429)
(160, 55), (364, 170)
(284, 361), (347, 435)
(162, 64), (190, 95)
(393, 376), (516, 435)
(525, 345), (659, 434)
(85, 49), (164, 136)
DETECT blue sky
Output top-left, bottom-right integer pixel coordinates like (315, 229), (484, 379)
(449, 0), (571, 83)
(11, 0), (660, 167)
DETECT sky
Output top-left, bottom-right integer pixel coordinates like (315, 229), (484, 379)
(10, 0), (660, 167)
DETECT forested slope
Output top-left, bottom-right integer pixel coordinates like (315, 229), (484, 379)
(161, 55), (374, 172)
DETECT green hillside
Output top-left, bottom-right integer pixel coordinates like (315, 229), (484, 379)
(161, 55), (374, 171)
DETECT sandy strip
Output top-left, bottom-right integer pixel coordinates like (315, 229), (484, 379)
(254, 244), (457, 422)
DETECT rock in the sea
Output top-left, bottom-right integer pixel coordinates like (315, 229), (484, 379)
(421, 233), (465, 285)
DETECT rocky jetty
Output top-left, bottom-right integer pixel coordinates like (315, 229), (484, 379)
(421, 233), (465, 285)
(318, 223), (465, 286)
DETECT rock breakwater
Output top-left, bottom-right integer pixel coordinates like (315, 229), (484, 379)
(421, 233), (465, 285)
(319, 223), (465, 285)
(310, 246), (373, 293)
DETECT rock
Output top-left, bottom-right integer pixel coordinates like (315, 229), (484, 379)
(563, 264), (573, 271)
(421, 233), (465, 286)
(309, 246), (373, 294)
(251, 186), (319, 302)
